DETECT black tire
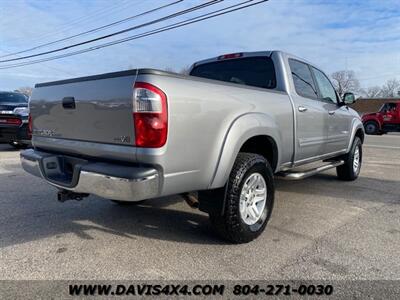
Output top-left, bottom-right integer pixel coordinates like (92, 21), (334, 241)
(111, 200), (146, 205)
(364, 121), (379, 135)
(336, 137), (362, 181)
(209, 153), (275, 244)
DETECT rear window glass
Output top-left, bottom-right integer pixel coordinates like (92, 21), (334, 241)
(289, 59), (318, 99)
(190, 57), (276, 89)
(0, 92), (28, 104)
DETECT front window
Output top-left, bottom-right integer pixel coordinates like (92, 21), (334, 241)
(380, 103), (397, 112)
(190, 57), (276, 89)
(312, 67), (338, 104)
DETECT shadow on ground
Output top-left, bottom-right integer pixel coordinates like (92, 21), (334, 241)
(0, 194), (228, 249)
(0, 143), (20, 152)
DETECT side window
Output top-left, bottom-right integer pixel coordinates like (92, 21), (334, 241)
(388, 103), (397, 111)
(289, 59), (318, 99)
(380, 103), (397, 112)
(312, 67), (338, 104)
(380, 103), (389, 112)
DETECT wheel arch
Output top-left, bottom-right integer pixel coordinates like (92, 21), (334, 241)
(209, 113), (281, 189)
(363, 117), (381, 130)
(239, 135), (278, 171)
(347, 119), (365, 153)
(355, 127), (365, 143)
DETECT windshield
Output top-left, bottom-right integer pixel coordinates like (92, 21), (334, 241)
(190, 57), (276, 89)
(0, 92), (28, 104)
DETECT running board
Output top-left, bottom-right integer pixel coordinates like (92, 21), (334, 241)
(276, 160), (344, 180)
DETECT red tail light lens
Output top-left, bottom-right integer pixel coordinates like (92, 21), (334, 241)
(218, 53), (243, 60)
(0, 117), (22, 126)
(28, 114), (32, 138)
(133, 82), (168, 148)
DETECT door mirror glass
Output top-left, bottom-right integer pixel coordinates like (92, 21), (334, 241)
(343, 92), (356, 104)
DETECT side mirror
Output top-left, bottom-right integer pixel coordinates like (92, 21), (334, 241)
(343, 92), (356, 104)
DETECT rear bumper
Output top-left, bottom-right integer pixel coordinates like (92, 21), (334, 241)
(20, 149), (160, 202)
(0, 124), (30, 144)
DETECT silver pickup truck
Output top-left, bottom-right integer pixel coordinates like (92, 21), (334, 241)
(21, 51), (364, 243)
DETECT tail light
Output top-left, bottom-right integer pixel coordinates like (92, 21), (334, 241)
(28, 114), (32, 138)
(0, 117), (22, 126)
(133, 82), (168, 148)
(218, 53), (243, 60)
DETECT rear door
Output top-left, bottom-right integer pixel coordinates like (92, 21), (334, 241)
(311, 67), (352, 154)
(288, 59), (328, 162)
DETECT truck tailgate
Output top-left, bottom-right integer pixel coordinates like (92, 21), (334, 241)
(30, 72), (137, 147)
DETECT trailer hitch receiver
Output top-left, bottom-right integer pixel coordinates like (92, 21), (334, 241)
(57, 190), (89, 202)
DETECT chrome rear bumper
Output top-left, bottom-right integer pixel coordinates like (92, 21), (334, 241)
(20, 149), (160, 202)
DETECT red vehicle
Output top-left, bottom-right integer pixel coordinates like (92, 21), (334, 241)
(362, 101), (400, 135)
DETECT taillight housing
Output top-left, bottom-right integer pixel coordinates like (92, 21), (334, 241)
(28, 114), (32, 138)
(133, 82), (168, 148)
(218, 53), (243, 60)
(0, 117), (22, 126)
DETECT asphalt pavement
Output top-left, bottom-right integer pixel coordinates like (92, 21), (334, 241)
(0, 135), (399, 280)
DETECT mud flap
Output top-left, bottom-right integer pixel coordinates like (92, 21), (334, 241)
(198, 186), (226, 216)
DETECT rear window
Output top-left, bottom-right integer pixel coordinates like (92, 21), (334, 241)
(190, 57), (276, 89)
(289, 59), (318, 99)
(0, 92), (28, 104)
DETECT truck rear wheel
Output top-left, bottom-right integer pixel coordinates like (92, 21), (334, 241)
(364, 121), (379, 135)
(336, 137), (362, 181)
(209, 153), (274, 243)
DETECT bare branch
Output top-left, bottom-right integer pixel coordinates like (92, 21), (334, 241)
(380, 78), (400, 98)
(330, 70), (360, 97)
(14, 86), (33, 97)
(360, 86), (382, 98)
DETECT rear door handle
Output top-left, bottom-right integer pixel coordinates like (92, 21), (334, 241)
(328, 110), (335, 115)
(62, 97), (75, 109)
(298, 106), (308, 112)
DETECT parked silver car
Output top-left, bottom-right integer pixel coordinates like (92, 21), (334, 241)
(21, 51), (364, 243)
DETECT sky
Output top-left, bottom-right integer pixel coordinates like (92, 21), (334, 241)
(0, 0), (399, 91)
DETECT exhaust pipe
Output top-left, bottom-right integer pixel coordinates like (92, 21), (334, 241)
(182, 192), (199, 209)
(57, 190), (89, 202)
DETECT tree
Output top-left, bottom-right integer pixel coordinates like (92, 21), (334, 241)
(330, 70), (360, 97)
(380, 79), (400, 98)
(164, 67), (176, 73)
(164, 65), (191, 75)
(179, 65), (191, 75)
(15, 86), (33, 97)
(360, 86), (382, 98)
